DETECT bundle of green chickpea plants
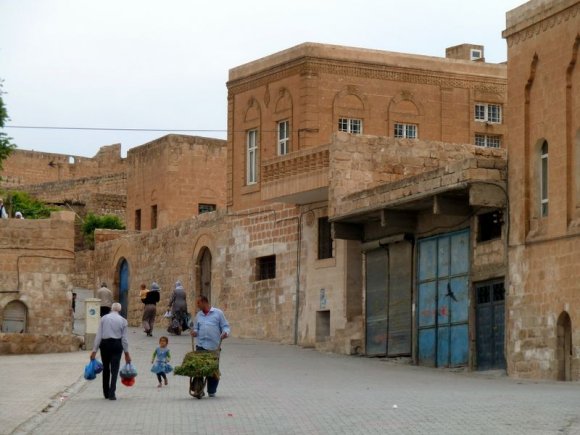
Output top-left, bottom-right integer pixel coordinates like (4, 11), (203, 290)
(174, 351), (220, 378)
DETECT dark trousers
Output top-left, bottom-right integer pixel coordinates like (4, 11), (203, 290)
(100, 338), (123, 398)
(100, 306), (111, 317)
(196, 345), (219, 394)
(156, 373), (167, 383)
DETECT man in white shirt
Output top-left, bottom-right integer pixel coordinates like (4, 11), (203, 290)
(90, 303), (131, 400)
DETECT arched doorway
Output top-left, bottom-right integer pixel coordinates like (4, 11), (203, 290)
(118, 259), (130, 319)
(556, 311), (572, 381)
(197, 248), (212, 302)
(2, 300), (28, 333)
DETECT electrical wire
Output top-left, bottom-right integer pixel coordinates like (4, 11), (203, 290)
(5, 125), (227, 133)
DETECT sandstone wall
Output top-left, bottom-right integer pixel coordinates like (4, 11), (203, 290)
(126, 134), (227, 231)
(504, 0), (580, 379)
(91, 201), (361, 352)
(0, 144), (125, 188)
(227, 42), (506, 211)
(329, 133), (507, 218)
(0, 211), (82, 354)
(22, 173), (127, 203)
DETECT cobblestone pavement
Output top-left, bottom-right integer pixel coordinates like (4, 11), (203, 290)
(4, 328), (580, 435)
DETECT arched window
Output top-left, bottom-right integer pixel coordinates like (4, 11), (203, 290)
(540, 141), (549, 217)
(2, 300), (28, 333)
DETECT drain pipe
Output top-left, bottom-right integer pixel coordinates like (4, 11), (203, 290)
(293, 210), (304, 345)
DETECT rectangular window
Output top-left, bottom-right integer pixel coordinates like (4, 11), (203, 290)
(478, 210), (503, 242)
(246, 129), (258, 185)
(135, 209), (141, 231)
(318, 217), (333, 259)
(151, 205), (158, 229)
(338, 118), (362, 134)
(256, 255), (276, 280)
(474, 103), (502, 124)
(475, 134), (501, 148)
(541, 142), (549, 217)
(394, 123), (418, 139)
(470, 49), (482, 60)
(277, 120), (290, 156)
(198, 204), (216, 214)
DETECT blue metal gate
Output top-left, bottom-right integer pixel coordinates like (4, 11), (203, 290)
(417, 230), (470, 367)
(119, 259), (129, 319)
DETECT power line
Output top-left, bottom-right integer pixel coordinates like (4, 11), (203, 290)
(5, 125), (227, 133)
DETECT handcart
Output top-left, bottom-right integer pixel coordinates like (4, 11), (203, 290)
(174, 336), (221, 399)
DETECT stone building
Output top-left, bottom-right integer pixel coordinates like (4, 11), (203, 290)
(126, 134), (227, 231)
(84, 42), (508, 367)
(218, 41), (508, 362)
(329, 134), (507, 369)
(0, 211), (82, 354)
(503, 0), (580, 379)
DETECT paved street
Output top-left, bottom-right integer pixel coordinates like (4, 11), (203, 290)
(3, 328), (580, 435)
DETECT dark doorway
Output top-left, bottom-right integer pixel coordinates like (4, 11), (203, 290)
(475, 279), (506, 370)
(198, 248), (212, 302)
(118, 259), (129, 318)
(557, 311), (572, 381)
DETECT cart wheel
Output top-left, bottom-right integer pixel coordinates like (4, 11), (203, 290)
(189, 377), (205, 399)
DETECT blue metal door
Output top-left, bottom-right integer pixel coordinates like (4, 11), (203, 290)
(418, 230), (470, 367)
(119, 260), (129, 319)
(476, 280), (506, 370)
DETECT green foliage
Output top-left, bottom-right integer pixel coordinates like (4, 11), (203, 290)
(174, 351), (220, 378)
(82, 213), (125, 247)
(2, 190), (57, 219)
(0, 81), (16, 171)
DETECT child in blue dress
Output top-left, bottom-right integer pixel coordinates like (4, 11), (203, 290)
(151, 336), (173, 387)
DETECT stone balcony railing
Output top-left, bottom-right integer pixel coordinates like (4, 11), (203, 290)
(261, 144), (330, 204)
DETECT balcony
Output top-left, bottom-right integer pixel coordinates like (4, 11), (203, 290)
(261, 144), (329, 204)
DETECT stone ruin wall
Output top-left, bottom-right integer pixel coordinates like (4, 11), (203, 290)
(0, 212), (83, 354)
(0, 143), (126, 188)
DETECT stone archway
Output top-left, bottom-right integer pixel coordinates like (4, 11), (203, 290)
(114, 258), (130, 319)
(2, 300), (28, 333)
(556, 311), (572, 381)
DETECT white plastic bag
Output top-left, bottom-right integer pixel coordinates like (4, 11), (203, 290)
(163, 310), (172, 318)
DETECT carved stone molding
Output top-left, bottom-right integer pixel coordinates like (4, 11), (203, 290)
(228, 57), (505, 95)
(506, 3), (580, 47)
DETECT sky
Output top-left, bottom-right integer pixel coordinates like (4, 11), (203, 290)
(0, 0), (525, 158)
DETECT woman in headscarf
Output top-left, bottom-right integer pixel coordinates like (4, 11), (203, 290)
(142, 282), (160, 337)
(167, 281), (188, 335)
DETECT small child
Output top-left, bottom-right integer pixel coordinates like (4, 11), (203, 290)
(139, 283), (149, 302)
(151, 336), (173, 387)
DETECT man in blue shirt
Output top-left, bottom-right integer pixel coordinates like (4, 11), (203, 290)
(190, 295), (230, 397)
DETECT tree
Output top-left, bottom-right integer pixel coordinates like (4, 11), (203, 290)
(4, 190), (58, 219)
(82, 213), (126, 248)
(0, 80), (16, 170)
